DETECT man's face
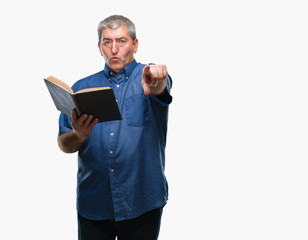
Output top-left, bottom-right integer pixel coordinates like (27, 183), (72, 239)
(99, 25), (138, 76)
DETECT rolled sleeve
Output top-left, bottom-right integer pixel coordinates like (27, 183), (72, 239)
(58, 112), (72, 135)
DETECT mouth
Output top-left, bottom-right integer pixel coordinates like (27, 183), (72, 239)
(111, 57), (120, 62)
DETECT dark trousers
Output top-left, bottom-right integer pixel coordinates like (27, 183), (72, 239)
(78, 207), (163, 240)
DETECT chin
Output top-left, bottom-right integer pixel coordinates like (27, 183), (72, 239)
(110, 62), (125, 70)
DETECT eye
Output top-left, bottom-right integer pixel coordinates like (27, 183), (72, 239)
(102, 40), (111, 47)
(118, 39), (126, 46)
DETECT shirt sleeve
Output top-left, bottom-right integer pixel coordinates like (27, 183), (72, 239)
(58, 112), (72, 136)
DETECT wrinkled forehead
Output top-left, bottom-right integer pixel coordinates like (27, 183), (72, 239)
(101, 25), (130, 41)
(101, 24), (129, 38)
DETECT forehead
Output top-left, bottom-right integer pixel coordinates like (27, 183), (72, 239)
(101, 25), (130, 40)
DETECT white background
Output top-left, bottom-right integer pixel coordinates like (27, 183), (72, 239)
(1, 0), (308, 239)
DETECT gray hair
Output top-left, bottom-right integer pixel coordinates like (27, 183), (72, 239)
(97, 15), (136, 43)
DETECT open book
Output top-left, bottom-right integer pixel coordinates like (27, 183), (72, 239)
(44, 76), (122, 123)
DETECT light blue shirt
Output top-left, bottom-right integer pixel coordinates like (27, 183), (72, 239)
(59, 59), (172, 221)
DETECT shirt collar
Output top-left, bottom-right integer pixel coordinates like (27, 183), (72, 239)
(103, 59), (138, 80)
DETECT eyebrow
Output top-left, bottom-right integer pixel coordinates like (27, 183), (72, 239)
(102, 37), (128, 41)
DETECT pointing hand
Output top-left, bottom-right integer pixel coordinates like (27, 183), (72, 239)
(141, 64), (168, 95)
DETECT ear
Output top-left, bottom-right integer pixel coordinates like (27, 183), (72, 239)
(133, 38), (139, 53)
(98, 42), (103, 56)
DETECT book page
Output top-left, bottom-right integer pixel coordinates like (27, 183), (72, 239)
(44, 79), (76, 117)
(45, 76), (73, 94)
(75, 86), (110, 94)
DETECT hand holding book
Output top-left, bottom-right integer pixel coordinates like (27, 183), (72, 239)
(71, 109), (99, 139)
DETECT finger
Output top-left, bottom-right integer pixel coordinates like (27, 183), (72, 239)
(158, 66), (164, 80)
(162, 65), (168, 79)
(142, 65), (152, 86)
(88, 118), (99, 129)
(157, 65), (167, 81)
(152, 66), (163, 85)
(72, 109), (78, 123)
(79, 114), (88, 122)
(75, 114), (88, 129)
(153, 65), (166, 83)
(154, 80), (158, 87)
(83, 114), (94, 127)
(141, 79), (150, 95)
(72, 111), (87, 130)
(143, 65), (151, 76)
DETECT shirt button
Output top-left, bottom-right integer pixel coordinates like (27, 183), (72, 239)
(111, 169), (114, 173)
(116, 84), (119, 88)
(110, 133), (114, 136)
(126, 77), (128, 80)
(110, 151), (113, 154)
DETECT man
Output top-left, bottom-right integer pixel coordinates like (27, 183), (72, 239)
(57, 15), (172, 240)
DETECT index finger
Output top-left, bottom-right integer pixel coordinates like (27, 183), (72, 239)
(143, 65), (151, 76)
(72, 109), (78, 123)
(72, 109), (88, 125)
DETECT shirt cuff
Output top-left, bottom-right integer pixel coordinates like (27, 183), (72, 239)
(155, 75), (173, 106)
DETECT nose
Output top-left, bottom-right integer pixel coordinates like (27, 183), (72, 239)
(111, 40), (119, 55)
